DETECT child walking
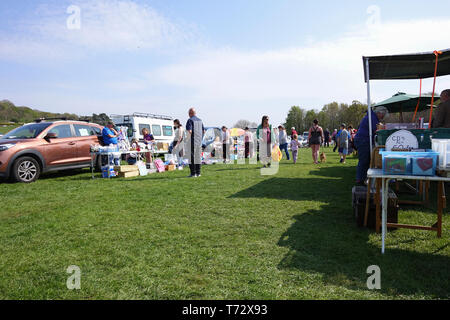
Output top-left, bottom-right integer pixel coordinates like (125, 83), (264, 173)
(290, 134), (301, 164)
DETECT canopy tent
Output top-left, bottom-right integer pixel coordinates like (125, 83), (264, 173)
(362, 48), (450, 153)
(363, 49), (450, 81)
(373, 92), (438, 122)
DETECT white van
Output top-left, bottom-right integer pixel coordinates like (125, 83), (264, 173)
(110, 113), (175, 152)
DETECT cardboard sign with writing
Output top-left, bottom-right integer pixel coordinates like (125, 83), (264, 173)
(385, 130), (418, 151)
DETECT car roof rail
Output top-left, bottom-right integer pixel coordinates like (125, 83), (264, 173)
(34, 117), (68, 123)
(110, 113), (174, 121)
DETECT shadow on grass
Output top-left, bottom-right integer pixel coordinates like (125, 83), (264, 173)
(231, 176), (450, 298)
(230, 177), (347, 202)
(278, 206), (450, 298)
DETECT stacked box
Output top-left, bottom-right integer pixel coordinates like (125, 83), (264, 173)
(165, 164), (176, 171)
(114, 165), (138, 172)
(114, 165), (139, 178)
(118, 171), (140, 178)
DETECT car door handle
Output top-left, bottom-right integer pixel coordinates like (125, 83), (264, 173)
(68, 142), (76, 145)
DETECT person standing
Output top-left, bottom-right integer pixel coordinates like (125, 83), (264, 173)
(354, 106), (388, 185)
(347, 125), (355, 155)
(101, 121), (119, 166)
(432, 89), (450, 128)
(142, 127), (155, 166)
(221, 126), (230, 163)
(290, 133), (301, 164)
(308, 119), (324, 164)
(278, 125), (290, 161)
(323, 128), (330, 147)
(186, 108), (205, 177)
(256, 115), (276, 167)
(244, 127), (253, 159)
(102, 121), (119, 146)
(172, 119), (185, 166)
(337, 124), (349, 163)
(291, 127), (298, 139)
(332, 129), (338, 152)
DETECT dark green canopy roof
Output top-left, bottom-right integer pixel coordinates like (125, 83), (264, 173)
(373, 92), (438, 113)
(363, 49), (450, 81)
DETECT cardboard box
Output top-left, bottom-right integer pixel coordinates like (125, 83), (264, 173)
(114, 165), (138, 173)
(118, 170), (140, 178)
(165, 164), (176, 171)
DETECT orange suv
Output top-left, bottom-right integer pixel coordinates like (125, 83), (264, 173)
(0, 120), (104, 183)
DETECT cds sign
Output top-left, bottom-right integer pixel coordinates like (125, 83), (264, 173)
(385, 130), (418, 151)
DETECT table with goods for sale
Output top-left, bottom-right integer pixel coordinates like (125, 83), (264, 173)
(368, 152), (449, 254)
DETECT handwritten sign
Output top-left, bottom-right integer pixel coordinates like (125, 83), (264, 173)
(385, 130), (418, 151)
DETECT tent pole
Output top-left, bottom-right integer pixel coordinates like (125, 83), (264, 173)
(365, 58), (373, 155)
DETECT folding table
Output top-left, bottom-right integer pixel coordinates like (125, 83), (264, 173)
(367, 168), (449, 254)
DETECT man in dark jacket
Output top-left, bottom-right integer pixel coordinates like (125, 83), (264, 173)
(323, 128), (330, 147)
(186, 107), (205, 177)
(353, 106), (387, 185)
(432, 89), (450, 128)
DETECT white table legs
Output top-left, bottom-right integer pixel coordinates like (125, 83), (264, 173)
(381, 178), (391, 254)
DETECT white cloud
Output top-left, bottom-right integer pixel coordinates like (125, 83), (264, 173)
(153, 18), (450, 110)
(0, 0), (192, 61)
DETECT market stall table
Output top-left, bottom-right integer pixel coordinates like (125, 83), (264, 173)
(90, 150), (153, 179)
(367, 168), (449, 254)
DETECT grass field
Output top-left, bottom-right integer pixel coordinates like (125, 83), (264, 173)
(0, 148), (449, 299)
(0, 125), (19, 135)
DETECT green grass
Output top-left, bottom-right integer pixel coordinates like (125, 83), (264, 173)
(0, 148), (449, 299)
(0, 125), (18, 135)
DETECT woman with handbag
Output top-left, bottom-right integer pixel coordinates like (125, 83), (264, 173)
(256, 115), (277, 168)
(308, 119), (324, 164)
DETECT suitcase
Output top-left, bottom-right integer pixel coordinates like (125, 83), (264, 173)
(352, 186), (399, 230)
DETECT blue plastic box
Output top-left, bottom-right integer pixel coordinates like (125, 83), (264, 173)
(379, 149), (439, 176)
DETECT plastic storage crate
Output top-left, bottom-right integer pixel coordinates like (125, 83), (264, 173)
(379, 149), (439, 176)
(431, 139), (450, 171)
(376, 128), (450, 149)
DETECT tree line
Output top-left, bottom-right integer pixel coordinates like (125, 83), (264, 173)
(0, 100), (111, 126)
(284, 101), (369, 133)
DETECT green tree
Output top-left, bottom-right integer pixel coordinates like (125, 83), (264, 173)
(284, 106), (305, 133)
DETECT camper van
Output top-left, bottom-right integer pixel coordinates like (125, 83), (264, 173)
(110, 113), (175, 152)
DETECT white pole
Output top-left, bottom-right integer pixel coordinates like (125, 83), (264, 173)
(365, 58), (373, 155)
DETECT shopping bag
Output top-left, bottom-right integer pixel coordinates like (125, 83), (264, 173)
(136, 161), (148, 176)
(272, 145), (282, 162)
(154, 159), (165, 172)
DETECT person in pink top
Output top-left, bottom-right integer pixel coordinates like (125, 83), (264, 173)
(290, 133), (301, 164)
(244, 127), (253, 159)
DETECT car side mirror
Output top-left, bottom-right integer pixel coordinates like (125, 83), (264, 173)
(44, 132), (58, 141)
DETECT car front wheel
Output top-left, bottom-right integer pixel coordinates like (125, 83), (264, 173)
(12, 157), (41, 183)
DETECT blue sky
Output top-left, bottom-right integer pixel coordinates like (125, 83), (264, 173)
(1, 0), (450, 127)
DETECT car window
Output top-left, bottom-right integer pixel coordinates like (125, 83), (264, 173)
(48, 124), (73, 139)
(139, 124), (151, 136)
(92, 126), (102, 135)
(74, 124), (96, 137)
(162, 125), (173, 136)
(152, 125), (161, 136)
(2, 123), (52, 139)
